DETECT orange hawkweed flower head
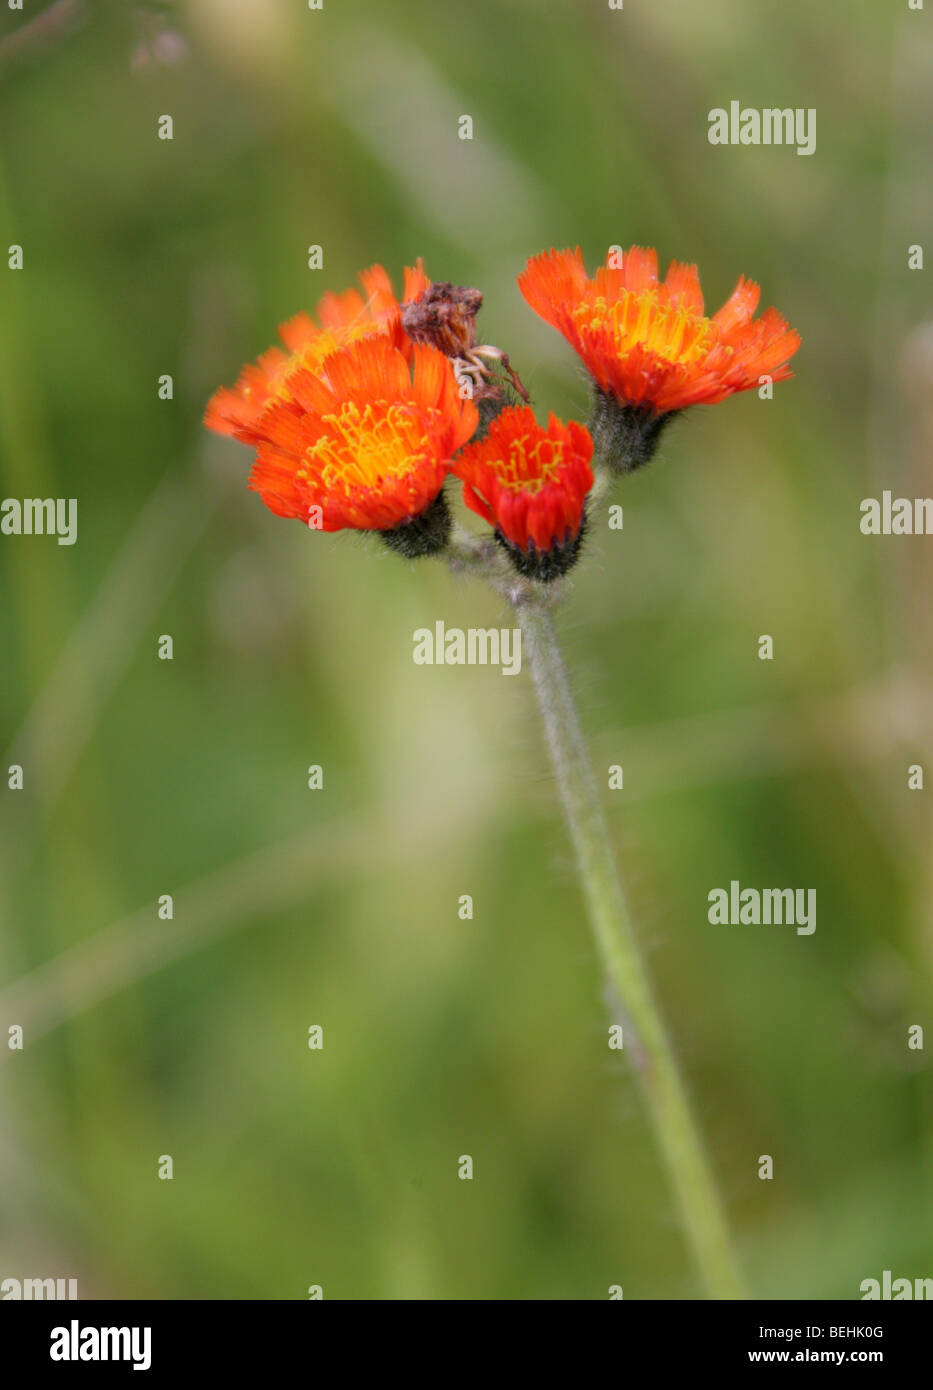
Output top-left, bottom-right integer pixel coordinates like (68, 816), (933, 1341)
(518, 246), (801, 471)
(454, 406), (594, 581)
(246, 335), (478, 555)
(204, 259), (431, 446)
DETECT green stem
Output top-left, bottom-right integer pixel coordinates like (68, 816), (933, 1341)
(511, 589), (745, 1300)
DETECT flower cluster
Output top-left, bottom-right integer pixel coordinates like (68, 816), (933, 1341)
(206, 247), (799, 577)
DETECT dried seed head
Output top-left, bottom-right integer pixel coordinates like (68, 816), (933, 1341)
(402, 282), (484, 357)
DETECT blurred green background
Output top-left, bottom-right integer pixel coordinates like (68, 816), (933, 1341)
(1, 0), (931, 1300)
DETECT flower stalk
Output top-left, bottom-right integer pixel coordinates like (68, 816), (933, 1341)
(510, 586), (746, 1300)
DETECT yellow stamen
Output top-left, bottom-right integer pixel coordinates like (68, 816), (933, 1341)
(576, 292), (715, 367)
(491, 435), (565, 495)
(306, 401), (431, 495)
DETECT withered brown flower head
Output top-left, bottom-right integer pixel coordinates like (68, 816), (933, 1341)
(401, 281), (483, 357)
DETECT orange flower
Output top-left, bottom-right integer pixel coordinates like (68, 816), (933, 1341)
(454, 406), (594, 580)
(205, 260), (430, 446)
(245, 335), (478, 554)
(518, 246), (801, 468)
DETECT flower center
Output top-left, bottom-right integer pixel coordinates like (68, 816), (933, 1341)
(490, 434), (566, 495)
(577, 292), (716, 366)
(302, 401), (431, 494)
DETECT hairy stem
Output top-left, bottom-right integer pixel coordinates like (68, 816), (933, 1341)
(511, 589), (745, 1300)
